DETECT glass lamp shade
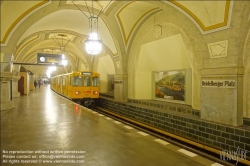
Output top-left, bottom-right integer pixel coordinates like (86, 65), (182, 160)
(62, 59), (68, 66)
(48, 66), (56, 71)
(85, 33), (102, 55)
(46, 70), (51, 78)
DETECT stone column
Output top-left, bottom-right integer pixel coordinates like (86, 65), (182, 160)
(114, 74), (128, 102)
(0, 72), (14, 110)
(11, 65), (21, 97)
(200, 67), (244, 126)
(12, 74), (21, 97)
(29, 74), (34, 91)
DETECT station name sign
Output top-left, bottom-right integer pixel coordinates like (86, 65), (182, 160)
(201, 80), (236, 88)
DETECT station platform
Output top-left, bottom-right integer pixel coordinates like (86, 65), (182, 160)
(1, 85), (227, 166)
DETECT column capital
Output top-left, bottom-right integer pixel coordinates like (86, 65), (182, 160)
(0, 72), (13, 82)
(0, 72), (21, 82)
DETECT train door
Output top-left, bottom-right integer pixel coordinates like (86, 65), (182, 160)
(83, 76), (91, 98)
(57, 78), (59, 92)
(68, 76), (72, 98)
(65, 76), (68, 96)
(61, 76), (67, 96)
(60, 77), (63, 94)
(91, 76), (100, 98)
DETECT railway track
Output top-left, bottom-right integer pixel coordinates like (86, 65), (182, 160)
(88, 106), (249, 166)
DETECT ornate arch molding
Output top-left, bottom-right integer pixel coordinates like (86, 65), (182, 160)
(1, 0), (51, 46)
(164, 0), (233, 35)
(17, 29), (86, 48)
(14, 29), (87, 60)
(243, 29), (250, 118)
(128, 19), (203, 109)
(116, 3), (162, 47)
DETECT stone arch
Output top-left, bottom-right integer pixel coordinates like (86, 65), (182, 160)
(127, 3), (206, 109)
(3, 64), (11, 72)
(2, 2), (124, 75)
(20, 66), (27, 72)
(243, 29), (250, 118)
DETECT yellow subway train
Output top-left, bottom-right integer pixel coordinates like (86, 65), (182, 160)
(50, 71), (100, 107)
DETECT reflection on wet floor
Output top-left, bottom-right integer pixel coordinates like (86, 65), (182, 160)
(1, 85), (219, 166)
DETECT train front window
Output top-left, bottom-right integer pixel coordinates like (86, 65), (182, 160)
(84, 77), (90, 86)
(71, 76), (82, 86)
(92, 77), (100, 86)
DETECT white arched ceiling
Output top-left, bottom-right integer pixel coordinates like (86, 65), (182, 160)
(66, 0), (114, 11)
(116, 1), (160, 45)
(0, 0), (238, 77)
(0, 0), (51, 45)
(18, 9), (117, 55)
(164, 0), (233, 34)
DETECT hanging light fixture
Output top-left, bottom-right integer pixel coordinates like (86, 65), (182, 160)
(51, 34), (71, 66)
(72, 0), (112, 55)
(61, 53), (68, 66)
(85, 17), (102, 55)
(60, 46), (68, 66)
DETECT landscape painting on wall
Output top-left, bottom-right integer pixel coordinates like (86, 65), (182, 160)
(155, 70), (185, 101)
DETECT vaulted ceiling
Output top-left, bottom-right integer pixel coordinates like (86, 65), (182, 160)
(1, 0), (233, 77)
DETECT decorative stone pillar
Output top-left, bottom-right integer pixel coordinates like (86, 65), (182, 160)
(114, 74), (128, 102)
(0, 72), (14, 110)
(12, 73), (21, 97)
(200, 67), (244, 126)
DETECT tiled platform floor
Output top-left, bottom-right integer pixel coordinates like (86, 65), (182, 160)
(1, 85), (224, 166)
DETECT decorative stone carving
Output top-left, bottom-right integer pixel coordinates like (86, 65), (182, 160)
(207, 40), (228, 58)
(116, 61), (121, 69)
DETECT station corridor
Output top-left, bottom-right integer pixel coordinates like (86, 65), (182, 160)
(1, 85), (225, 166)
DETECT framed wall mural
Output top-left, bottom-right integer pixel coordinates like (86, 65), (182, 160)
(154, 69), (192, 104)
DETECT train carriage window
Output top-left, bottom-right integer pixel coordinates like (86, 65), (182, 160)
(71, 76), (82, 86)
(92, 77), (100, 86)
(84, 77), (90, 86)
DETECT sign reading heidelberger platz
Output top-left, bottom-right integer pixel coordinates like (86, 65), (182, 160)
(201, 80), (236, 88)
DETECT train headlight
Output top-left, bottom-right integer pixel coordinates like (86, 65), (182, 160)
(75, 91), (81, 95)
(93, 91), (98, 95)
